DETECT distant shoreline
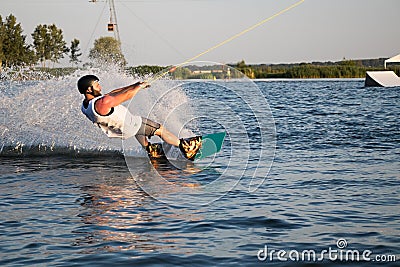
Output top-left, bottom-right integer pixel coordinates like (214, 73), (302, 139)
(128, 58), (399, 79)
(1, 58), (398, 80)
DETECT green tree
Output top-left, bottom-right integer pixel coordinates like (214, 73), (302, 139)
(339, 59), (356, 66)
(237, 60), (248, 69)
(128, 65), (166, 76)
(1, 14), (33, 68)
(235, 60), (255, 79)
(171, 67), (191, 79)
(32, 24), (68, 67)
(89, 36), (126, 67)
(69, 38), (82, 66)
(48, 24), (68, 65)
(0, 15), (5, 69)
(32, 24), (50, 67)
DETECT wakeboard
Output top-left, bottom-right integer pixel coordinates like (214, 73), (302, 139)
(147, 132), (226, 161)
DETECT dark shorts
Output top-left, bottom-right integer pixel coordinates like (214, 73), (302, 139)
(136, 117), (161, 138)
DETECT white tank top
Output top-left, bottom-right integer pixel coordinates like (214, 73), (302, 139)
(81, 96), (142, 139)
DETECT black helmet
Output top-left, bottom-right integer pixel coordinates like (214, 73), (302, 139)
(77, 75), (99, 94)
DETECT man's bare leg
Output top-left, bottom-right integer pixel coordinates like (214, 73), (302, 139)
(154, 126), (180, 147)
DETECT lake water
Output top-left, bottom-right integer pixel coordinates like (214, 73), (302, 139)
(0, 75), (399, 266)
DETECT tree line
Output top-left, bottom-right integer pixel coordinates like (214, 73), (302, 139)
(232, 60), (399, 79)
(0, 14), (82, 69)
(2, 13), (397, 79)
(0, 13), (131, 72)
(127, 59), (399, 80)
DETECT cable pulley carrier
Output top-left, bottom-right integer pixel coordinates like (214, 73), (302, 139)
(90, 0), (121, 43)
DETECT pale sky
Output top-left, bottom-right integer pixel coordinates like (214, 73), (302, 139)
(1, 0), (399, 66)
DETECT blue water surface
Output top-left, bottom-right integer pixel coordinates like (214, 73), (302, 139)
(0, 80), (399, 266)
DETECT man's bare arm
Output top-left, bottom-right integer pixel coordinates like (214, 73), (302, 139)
(107, 81), (143, 95)
(95, 82), (149, 115)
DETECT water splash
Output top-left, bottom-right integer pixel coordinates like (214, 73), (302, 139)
(0, 66), (191, 156)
